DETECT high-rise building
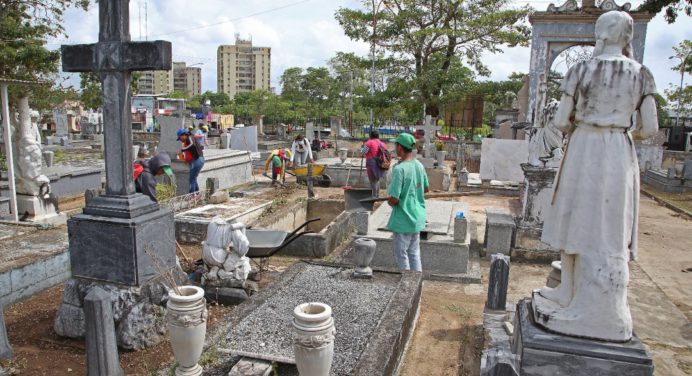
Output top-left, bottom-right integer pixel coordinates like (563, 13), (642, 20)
(137, 70), (173, 95)
(138, 62), (202, 96)
(217, 36), (271, 98)
(172, 62), (202, 96)
(185, 66), (202, 97)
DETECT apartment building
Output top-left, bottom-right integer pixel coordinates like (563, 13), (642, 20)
(217, 36), (271, 98)
(172, 62), (202, 96)
(137, 70), (173, 95)
(138, 62), (202, 96)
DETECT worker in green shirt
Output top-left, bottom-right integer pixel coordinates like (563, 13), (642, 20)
(386, 133), (429, 272)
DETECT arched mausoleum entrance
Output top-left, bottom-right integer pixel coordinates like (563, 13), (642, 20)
(526, 0), (654, 123)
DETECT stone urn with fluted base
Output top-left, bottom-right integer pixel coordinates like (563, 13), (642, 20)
(167, 286), (208, 376)
(352, 238), (376, 278)
(293, 302), (336, 376)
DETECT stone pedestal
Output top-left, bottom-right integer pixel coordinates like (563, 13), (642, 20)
(16, 194), (66, 225)
(514, 164), (558, 257)
(54, 195), (180, 349)
(511, 299), (653, 376)
(68, 205), (175, 285)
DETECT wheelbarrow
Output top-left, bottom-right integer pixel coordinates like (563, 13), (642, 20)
(289, 164), (332, 187)
(245, 217), (321, 279)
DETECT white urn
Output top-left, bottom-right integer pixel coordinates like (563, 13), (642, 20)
(167, 286), (208, 376)
(352, 238), (376, 278)
(435, 150), (447, 166)
(337, 148), (349, 164)
(292, 302), (336, 376)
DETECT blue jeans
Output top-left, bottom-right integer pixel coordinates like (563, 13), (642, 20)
(189, 156), (205, 193)
(393, 232), (422, 271)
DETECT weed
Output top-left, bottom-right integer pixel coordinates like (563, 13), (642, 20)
(198, 344), (219, 367)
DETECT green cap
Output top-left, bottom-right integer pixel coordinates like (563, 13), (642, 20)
(394, 133), (416, 149)
(161, 166), (174, 176)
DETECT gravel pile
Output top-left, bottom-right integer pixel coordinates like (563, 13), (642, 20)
(224, 265), (399, 375)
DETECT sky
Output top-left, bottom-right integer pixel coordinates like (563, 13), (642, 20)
(52, 0), (691, 100)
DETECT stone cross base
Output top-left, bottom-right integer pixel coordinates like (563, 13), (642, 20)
(511, 298), (653, 376)
(54, 271), (186, 350)
(16, 195), (66, 225)
(68, 207), (176, 286)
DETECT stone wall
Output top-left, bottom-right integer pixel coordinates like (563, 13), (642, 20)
(662, 150), (692, 170)
(0, 251), (71, 306)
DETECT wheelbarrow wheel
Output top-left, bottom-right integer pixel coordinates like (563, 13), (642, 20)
(318, 173), (331, 187)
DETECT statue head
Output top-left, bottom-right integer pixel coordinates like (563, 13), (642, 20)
(593, 11), (634, 58)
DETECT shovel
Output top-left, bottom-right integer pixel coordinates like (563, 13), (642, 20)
(262, 172), (284, 187)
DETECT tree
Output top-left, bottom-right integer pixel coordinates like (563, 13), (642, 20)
(79, 71), (143, 110)
(638, 0), (691, 23)
(79, 72), (101, 110)
(0, 0), (89, 103)
(665, 40), (692, 121)
(336, 0), (531, 117)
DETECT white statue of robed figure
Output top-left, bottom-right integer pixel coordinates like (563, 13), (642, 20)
(533, 11), (658, 342)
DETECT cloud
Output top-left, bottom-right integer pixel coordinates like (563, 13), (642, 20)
(55, 0), (690, 98)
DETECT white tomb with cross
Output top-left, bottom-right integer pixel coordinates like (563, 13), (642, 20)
(420, 115), (441, 158)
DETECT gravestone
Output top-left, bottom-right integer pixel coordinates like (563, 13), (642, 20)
(84, 287), (123, 376)
(156, 115), (184, 157)
(230, 126), (259, 152)
(486, 254), (510, 311)
(0, 306), (13, 360)
(50, 108), (70, 146)
(81, 121), (96, 136)
(53, 0), (179, 350)
(420, 115), (441, 158)
(683, 160), (692, 180)
(53, 108), (68, 137)
(479, 138), (529, 182)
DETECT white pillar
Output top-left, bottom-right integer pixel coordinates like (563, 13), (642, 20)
(0, 84), (18, 221)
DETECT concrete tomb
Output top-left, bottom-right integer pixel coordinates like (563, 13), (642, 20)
(53, 0), (181, 350)
(642, 165), (692, 193)
(171, 148), (253, 196)
(343, 199), (480, 282)
(210, 261), (422, 376)
(174, 198), (270, 243)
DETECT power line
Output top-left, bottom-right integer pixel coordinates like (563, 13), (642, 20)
(148, 0), (312, 38)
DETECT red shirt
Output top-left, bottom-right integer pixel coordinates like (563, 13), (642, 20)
(365, 139), (385, 160)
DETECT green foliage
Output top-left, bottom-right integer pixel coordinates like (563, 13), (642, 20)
(638, 0), (691, 23)
(156, 183), (176, 202)
(335, 0), (531, 116)
(80, 71), (148, 110)
(665, 40), (692, 119)
(80, 72), (101, 110)
(0, 0), (89, 105)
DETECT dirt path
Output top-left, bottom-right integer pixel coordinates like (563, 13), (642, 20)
(399, 194), (691, 376)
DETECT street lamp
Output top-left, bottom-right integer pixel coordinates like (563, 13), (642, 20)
(669, 53), (690, 127)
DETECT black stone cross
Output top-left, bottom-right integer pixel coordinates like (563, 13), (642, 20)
(62, 0), (171, 199)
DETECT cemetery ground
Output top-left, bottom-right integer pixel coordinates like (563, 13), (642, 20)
(0, 178), (690, 375)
